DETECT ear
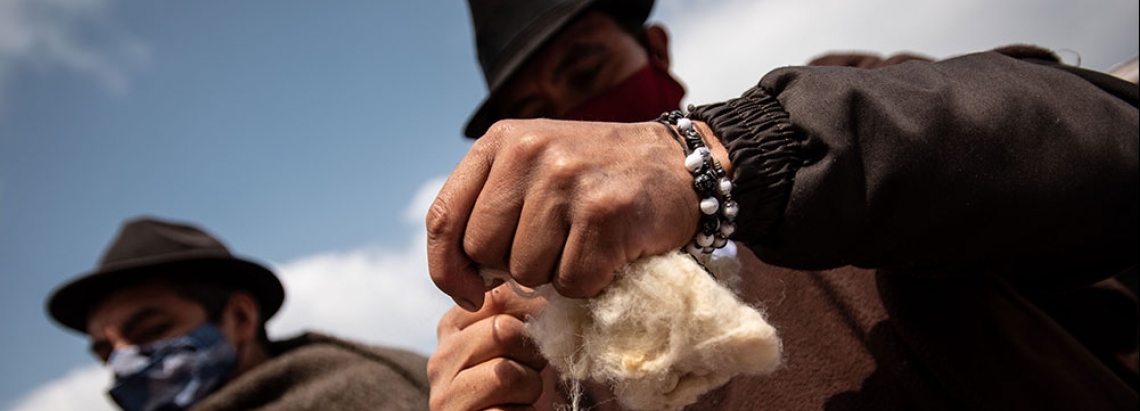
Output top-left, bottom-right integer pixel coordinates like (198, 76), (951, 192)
(218, 291), (261, 346)
(644, 24), (671, 68)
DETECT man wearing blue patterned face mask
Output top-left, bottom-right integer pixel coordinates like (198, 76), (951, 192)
(47, 216), (431, 411)
(103, 323), (237, 411)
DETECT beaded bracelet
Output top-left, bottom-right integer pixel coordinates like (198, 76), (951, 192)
(657, 110), (737, 257)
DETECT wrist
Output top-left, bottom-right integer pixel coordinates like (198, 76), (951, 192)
(694, 120), (732, 178)
(657, 111), (738, 257)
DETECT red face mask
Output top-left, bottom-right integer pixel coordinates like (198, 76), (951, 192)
(561, 61), (686, 123)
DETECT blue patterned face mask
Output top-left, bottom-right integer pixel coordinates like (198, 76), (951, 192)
(107, 323), (237, 411)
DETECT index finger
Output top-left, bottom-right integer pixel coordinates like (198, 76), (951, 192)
(426, 136), (499, 311)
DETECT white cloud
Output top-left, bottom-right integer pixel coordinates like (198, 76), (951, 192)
(4, 365), (115, 411)
(267, 177), (452, 356)
(657, 0), (1139, 105)
(6, 177), (452, 411)
(0, 0), (149, 100)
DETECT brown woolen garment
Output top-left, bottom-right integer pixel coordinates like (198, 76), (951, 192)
(189, 332), (430, 411)
(807, 51), (933, 68)
(678, 249), (959, 411)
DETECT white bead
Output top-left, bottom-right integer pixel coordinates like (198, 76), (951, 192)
(712, 237), (728, 248)
(696, 146), (711, 161)
(722, 201), (739, 219)
(718, 178), (733, 195)
(677, 117), (693, 132)
(700, 197), (719, 215)
(685, 152), (704, 172)
(719, 222), (736, 237)
(696, 232), (714, 247)
(687, 242), (705, 256)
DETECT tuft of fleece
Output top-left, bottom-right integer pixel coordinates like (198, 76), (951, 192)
(522, 250), (782, 411)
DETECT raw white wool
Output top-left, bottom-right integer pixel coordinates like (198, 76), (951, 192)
(521, 250), (782, 411)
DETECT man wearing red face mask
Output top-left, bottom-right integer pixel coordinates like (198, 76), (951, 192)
(428, 1), (1139, 410)
(462, 0), (683, 137)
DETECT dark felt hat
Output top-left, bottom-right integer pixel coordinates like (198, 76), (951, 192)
(463, 0), (655, 138)
(47, 216), (285, 334)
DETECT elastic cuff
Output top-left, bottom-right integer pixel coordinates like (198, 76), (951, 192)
(688, 87), (804, 244)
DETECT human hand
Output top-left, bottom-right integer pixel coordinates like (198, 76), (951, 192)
(427, 119), (729, 310)
(427, 286), (556, 411)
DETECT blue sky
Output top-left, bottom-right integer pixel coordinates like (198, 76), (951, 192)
(1, 0), (1136, 409)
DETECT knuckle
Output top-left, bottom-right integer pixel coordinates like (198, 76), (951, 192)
(425, 197), (455, 244)
(554, 260), (615, 299)
(506, 130), (550, 161)
(435, 308), (461, 339)
(435, 319), (448, 340)
(575, 189), (635, 225)
(426, 358), (456, 411)
(425, 353), (446, 382)
(474, 122), (511, 153)
(461, 230), (497, 268)
(428, 393), (448, 411)
(542, 147), (586, 182)
(426, 334), (464, 381)
(489, 358), (529, 389)
(484, 119), (518, 140)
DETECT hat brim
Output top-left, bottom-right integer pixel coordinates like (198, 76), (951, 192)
(464, 0), (654, 138)
(47, 256), (284, 334)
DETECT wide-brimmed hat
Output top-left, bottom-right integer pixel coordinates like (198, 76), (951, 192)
(47, 216), (285, 334)
(463, 0), (655, 138)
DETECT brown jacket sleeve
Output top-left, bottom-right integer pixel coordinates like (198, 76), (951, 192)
(690, 49), (1139, 287)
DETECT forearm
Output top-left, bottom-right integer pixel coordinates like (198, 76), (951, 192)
(694, 50), (1139, 277)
